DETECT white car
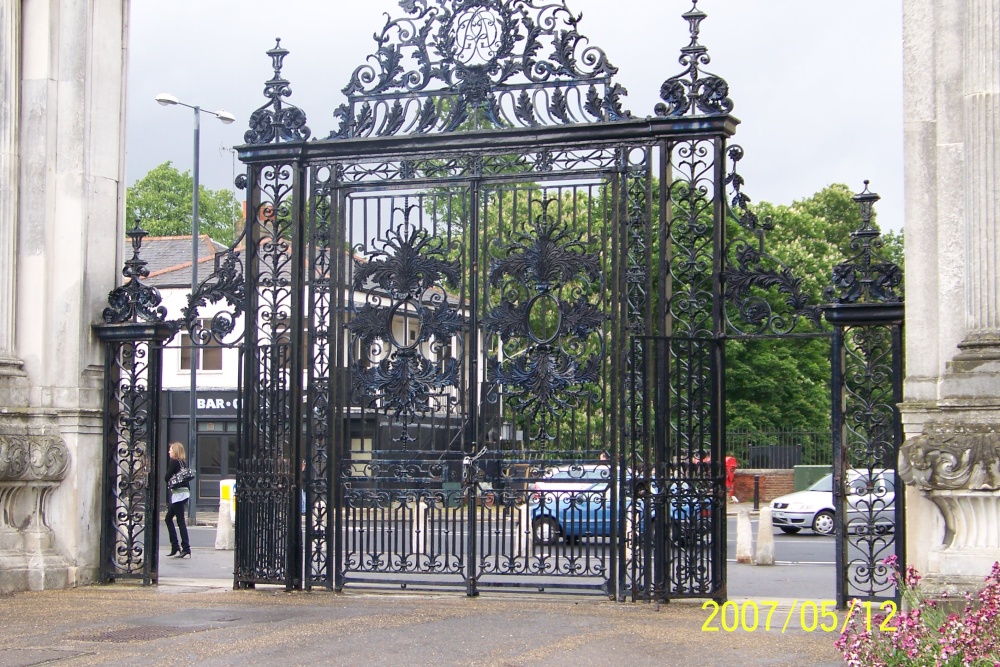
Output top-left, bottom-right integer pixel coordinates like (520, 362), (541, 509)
(769, 470), (896, 536)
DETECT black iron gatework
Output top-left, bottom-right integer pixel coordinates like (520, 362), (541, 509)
(95, 223), (246, 584)
(233, 0), (750, 598)
(98, 0), (906, 603)
(825, 184), (905, 608)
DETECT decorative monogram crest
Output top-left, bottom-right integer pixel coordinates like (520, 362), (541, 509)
(330, 0), (629, 139)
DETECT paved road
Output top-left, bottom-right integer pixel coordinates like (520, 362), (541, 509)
(170, 518), (837, 565)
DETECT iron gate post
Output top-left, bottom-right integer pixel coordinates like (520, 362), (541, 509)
(823, 182), (905, 610)
(95, 223), (175, 585)
(95, 322), (174, 585)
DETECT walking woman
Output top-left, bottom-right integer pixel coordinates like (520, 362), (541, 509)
(165, 442), (192, 558)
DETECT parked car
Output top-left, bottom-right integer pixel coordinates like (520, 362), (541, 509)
(528, 465), (713, 547)
(769, 470), (896, 536)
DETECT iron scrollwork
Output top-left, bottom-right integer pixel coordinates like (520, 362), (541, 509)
(330, 0), (630, 139)
(826, 182), (903, 305)
(245, 39), (311, 145)
(655, 1), (733, 118)
(483, 197), (606, 442)
(721, 145), (823, 334)
(347, 202), (467, 443)
(178, 231), (248, 347)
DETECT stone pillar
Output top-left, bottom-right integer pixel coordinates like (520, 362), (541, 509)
(900, 0), (1000, 593)
(958, 0), (1000, 362)
(0, 0), (28, 406)
(0, 0), (130, 593)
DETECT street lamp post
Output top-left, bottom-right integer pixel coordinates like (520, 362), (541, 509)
(155, 93), (235, 524)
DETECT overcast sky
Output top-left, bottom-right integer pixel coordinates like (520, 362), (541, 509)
(126, 0), (904, 231)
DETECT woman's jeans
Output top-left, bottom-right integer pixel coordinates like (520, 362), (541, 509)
(165, 499), (190, 550)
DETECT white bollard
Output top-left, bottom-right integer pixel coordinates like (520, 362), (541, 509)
(215, 499), (235, 550)
(412, 499), (428, 558)
(516, 500), (532, 558)
(736, 507), (753, 564)
(754, 506), (775, 566)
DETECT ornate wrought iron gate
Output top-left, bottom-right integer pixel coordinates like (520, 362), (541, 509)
(826, 185), (905, 608)
(97, 0), (905, 604)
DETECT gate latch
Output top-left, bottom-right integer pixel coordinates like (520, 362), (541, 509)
(463, 446), (489, 486)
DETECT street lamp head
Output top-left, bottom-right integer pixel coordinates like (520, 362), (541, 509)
(155, 92), (179, 106)
(215, 109), (236, 125)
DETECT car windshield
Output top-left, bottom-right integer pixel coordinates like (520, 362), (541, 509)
(808, 475), (833, 492)
(804, 471), (895, 494)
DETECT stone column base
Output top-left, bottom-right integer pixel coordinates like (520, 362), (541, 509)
(919, 573), (995, 603)
(0, 550), (75, 595)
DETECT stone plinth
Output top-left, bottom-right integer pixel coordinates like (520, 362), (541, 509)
(0, 433), (72, 594)
(900, 429), (1000, 587)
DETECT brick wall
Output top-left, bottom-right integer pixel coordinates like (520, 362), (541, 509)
(731, 470), (795, 504)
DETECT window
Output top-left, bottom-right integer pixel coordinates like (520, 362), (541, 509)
(180, 319), (223, 371)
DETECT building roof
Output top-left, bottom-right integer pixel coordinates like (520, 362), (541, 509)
(142, 236), (232, 288)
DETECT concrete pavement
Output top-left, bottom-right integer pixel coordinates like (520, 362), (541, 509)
(0, 540), (849, 667)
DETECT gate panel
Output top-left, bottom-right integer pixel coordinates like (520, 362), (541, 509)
(832, 323), (904, 605)
(333, 188), (475, 590)
(475, 180), (614, 592)
(236, 162), (305, 589)
(630, 137), (729, 602)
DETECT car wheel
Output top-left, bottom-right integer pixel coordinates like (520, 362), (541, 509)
(779, 527), (801, 535)
(812, 510), (835, 536)
(533, 516), (561, 546)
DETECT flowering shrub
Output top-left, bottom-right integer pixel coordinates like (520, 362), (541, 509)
(836, 557), (1000, 666)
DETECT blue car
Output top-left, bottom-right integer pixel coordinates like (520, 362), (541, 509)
(528, 466), (714, 547)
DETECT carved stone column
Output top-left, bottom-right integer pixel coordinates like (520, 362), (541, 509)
(900, 0), (1000, 591)
(0, 0), (27, 406)
(956, 0), (1000, 366)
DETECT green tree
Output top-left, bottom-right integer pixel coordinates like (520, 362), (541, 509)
(126, 161), (241, 245)
(724, 183), (905, 442)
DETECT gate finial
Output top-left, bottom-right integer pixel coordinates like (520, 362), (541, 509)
(826, 182), (904, 305)
(656, 1), (733, 117)
(245, 38), (311, 145)
(102, 219), (168, 324)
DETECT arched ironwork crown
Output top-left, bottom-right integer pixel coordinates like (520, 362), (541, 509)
(329, 0), (630, 138)
(243, 0), (736, 145)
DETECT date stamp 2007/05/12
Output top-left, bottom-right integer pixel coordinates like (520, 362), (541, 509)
(701, 599), (898, 634)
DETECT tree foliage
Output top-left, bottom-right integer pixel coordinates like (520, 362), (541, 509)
(126, 161), (241, 245)
(724, 183), (905, 435)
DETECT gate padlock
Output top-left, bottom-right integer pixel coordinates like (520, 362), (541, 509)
(462, 446), (489, 486)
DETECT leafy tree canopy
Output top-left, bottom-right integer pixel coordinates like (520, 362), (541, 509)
(725, 183), (905, 437)
(126, 161), (241, 245)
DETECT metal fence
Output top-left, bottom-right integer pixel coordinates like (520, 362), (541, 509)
(727, 430), (832, 468)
